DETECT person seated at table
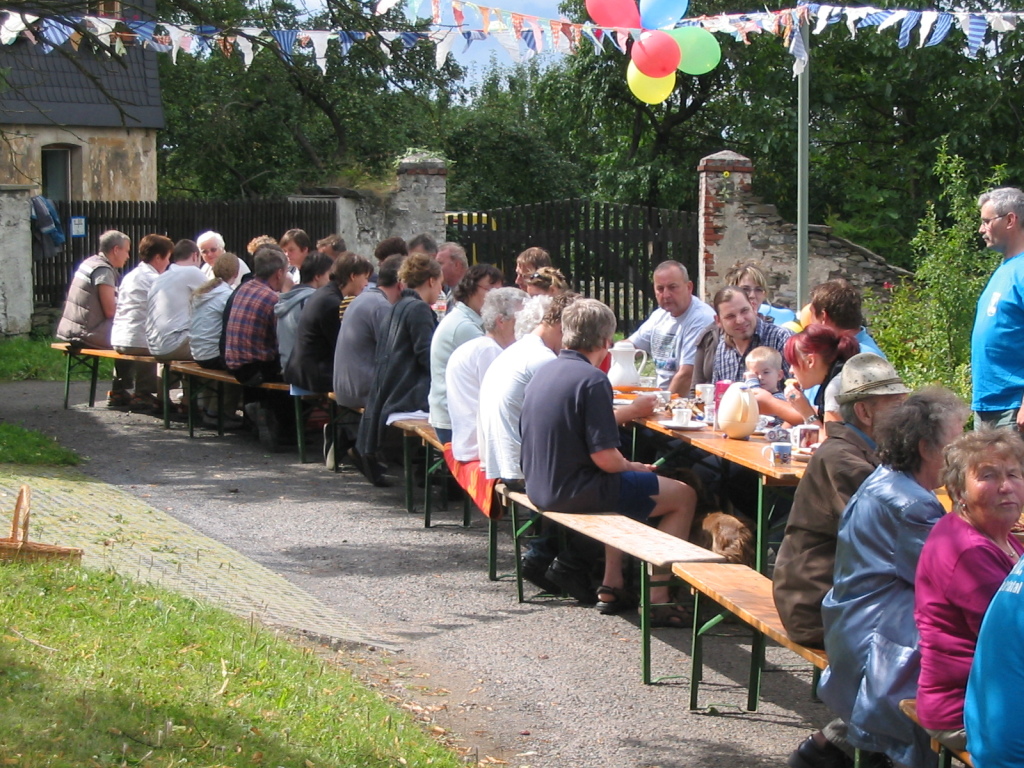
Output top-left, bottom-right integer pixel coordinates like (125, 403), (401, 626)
(198, 230), (249, 288)
(744, 346), (786, 394)
(514, 246), (552, 291)
(817, 388), (968, 768)
(285, 251), (373, 394)
(355, 254), (443, 487)
(446, 287), (527, 462)
(711, 286), (792, 384)
(520, 298), (696, 623)
(428, 263), (503, 445)
(774, 354), (909, 768)
(914, 429), (1024, 754)
(146, 239), (207, 362)
(188, 252), (243, 426)
(809, 278), (885, 359)
(754, 324), (859, 429)
(523, 267), (569, 297)
(963, 552), (1024, 766)
(276, 251), (333, 372)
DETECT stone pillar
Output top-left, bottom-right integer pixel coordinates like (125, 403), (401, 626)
(696, 151), (754, 302)
(392, 153), (447, 244)
(0, 185), (36, 337)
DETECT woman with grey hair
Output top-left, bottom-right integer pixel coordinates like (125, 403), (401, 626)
(817, 387), (968, 768)
(447, 287), (529, 462)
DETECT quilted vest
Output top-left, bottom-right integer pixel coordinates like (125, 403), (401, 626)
(56, 254), (116, 348)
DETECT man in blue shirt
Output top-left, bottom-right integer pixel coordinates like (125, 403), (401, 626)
(971, 187), (1024, 430)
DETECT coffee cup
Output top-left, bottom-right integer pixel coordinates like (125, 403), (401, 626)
(655, 390), (672, 407)
(695, 383), (714, 404)
(791, 424), (820, 450)
(762, 442), (792, 466)
(671, 407), (691, 426)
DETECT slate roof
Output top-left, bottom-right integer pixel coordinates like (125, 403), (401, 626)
(0, 22), (164, 129)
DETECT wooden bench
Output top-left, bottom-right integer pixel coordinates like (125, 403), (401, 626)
(52, 342), (173, 426)
(898, 699), (973, 767)
(671, 561), (828, 711)
(170, 361), (330, 463)
(499, 488), (725, 684)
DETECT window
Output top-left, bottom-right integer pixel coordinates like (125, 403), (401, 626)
(41, 146), (73, 201)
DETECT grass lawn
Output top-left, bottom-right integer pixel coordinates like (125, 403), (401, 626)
(0, 423), (80, 465)
(0, 337), (112, 382)
(0, 563), (464, 768)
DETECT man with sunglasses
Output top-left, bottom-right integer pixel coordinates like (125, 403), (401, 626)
(972, 187), (1024, 430)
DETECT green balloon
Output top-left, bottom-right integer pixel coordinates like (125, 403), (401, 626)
(668, 26), (721, 76)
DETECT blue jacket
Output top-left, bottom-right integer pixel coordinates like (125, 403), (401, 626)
(818, 465), (942, 768)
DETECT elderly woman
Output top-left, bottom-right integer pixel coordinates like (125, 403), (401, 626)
(355, 254), (443, 486)
(754, 324), (859, 428)
(523, 267), (569, 297)
(913, 430), (1024, 754)
(818, 387), (968, 768)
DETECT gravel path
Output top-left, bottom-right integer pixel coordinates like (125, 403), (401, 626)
(3, 379), (833, 768)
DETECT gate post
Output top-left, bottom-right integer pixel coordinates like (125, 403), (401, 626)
(395, 153), (447, 246)
(696, 151), (754, 302)
(0, 185), (36, 337)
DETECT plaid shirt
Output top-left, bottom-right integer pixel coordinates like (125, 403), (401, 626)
(712, 318), (792, 383)
(225, 278), (279, 369)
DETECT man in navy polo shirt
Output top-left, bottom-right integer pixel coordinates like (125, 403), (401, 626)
(520, 298), (697, 625)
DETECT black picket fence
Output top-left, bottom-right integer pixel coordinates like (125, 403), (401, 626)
(446, 199), (699, 333)
(36, 199), (336, 307)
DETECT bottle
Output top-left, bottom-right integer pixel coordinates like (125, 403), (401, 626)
(743, 371), (761, 390)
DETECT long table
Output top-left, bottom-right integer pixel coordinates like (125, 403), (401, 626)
(635, 416), (804, 572)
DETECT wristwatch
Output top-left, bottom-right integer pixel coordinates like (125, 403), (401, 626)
(804, 414), (821, 424)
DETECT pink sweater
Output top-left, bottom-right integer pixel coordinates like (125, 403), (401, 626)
(914, 512), (1022, 730)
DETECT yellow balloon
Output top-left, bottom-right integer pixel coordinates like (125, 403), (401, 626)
(626, 60), (676, 104)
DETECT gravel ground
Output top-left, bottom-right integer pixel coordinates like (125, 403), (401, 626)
(3, 379), (834, 768)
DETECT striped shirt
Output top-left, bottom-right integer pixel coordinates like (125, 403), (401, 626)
(712, 318), (792, 383)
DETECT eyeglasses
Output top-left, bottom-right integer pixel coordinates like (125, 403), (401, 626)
(981, 214), (1007, 227)
(739, 285), (767, 295)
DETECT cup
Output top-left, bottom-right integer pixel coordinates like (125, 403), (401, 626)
(762, 442), (792, 466)
(639, 376), (656, 388)
(671, 407), (691, 427)
(654, 390), (672, 407)
(790, 424), (820, 450)
(695, 383), (714, 404)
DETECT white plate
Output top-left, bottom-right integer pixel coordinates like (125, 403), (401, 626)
(793, 450), (814, 462)
(662, 421), (705, 431)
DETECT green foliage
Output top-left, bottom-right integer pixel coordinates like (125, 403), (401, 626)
(870, 143), (1004, 401)
(0, 337), (111, 382)
(0, 423), (80, 465)
(0, 564), (463, 767)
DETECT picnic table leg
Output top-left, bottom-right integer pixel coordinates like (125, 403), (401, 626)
(216, 380), (225, 436)
(88, 355), (100, 407)
(747, 629), (766, 711)
(61, 350), (72, 409)
(294, 396), (306, 463)
(488, 515), (498, 581)
(689, 589), (704, 708)
(462, 494), (471, 528)
(510, 498), (526, 602)
(756, 480), (766, 574)
(403, 431), (415, 514)
(186, 374), (198, 438)
(162, 363), (171, 429)
(641, 564), (652, 684)
(423, 444), (434, 528)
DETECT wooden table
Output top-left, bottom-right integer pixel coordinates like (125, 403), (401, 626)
(636, 416), (804, 572)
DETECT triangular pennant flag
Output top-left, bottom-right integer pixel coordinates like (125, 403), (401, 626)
(269, 29), (299, 63)
(789, 15), (808, 76)
(527, 18), (544, 52)
(844, 7), (875, 37)
(400, 30), (424, 48)
(924, 13), (954, 46)
(165, 24), (191, 63)
(897, 10), (920, 48)
(966, 13), (987, 56)
(378, 29), (399, 58)
(990, 14), (1016, 32)
(479, 7), (491, 33)
(0, 12), (36, 46)
(461, 29), (487, 53)
(917, 11), (936, 47)
(511, 13), (524, 38)
(305, 30), (331, 73)
(375, 0), (402, 15)
(582, 24), (604, 53)
(876, 9), (905, 32)
(336, 30), (354, 56)
(40, 16), (75, 52)
(431, 27), (459, 67)
(491, 26), (522, 62)
(83, 16), (117, 46)
(192, 24), (219, 57)
(234, 28), (260, 67)
(812, 5), (840, 34)
(432, 0), (441, 24)
(453, 0), (465, 29)
(612, 28), (629, 53)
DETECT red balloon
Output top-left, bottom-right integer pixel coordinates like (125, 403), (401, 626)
(631, 30), (681, 79)
(586, 0), (642, 29)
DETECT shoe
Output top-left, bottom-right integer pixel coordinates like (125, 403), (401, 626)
(356, 450), (392, 487)
(203, 412), (244, 430)
(596, 585), (639, 615)
(787, 734), (853, 768)
(256, 406), (280, 452)
(128, 393), (161, 415)
(521, 557), (560, 595)
(649, 603), (693, 629)
(107, 390), (131, 408)
(545, 559), (596, 604)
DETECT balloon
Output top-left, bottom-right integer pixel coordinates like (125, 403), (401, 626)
(639, 0), (688, 31)
(586, 0), (642, 29)
(631, 30), (681, 79)
(626, 60), (676, 104)
(668, 26), (722, 75)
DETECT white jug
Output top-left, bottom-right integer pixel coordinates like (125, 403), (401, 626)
(607, 341), (648, 388)
(717, 381), (760, 439)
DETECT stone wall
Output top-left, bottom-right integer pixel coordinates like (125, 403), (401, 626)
(696, 150), (910, 313)
(0, 125), (158, 201)
(296, 153), (448, 259)
(0, 185), (36, 336)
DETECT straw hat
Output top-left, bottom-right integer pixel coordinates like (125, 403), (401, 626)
(835, 353), (911, 404)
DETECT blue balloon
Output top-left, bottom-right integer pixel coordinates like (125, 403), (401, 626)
(639, 0), (688, 30)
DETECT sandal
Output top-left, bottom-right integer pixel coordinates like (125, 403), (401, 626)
(596, 585), (639, 615)
(649, 603), (693, 629)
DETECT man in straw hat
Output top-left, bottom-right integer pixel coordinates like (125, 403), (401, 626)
(773, 353), (910, 768)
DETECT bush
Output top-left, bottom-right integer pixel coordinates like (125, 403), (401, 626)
(870, 142), (1004, 403)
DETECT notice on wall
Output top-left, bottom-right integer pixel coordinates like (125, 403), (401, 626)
(70, 217), (86, 238)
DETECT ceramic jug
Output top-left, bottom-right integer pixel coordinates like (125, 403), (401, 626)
(607, 341), (648, 387)
(717, 381), (760, 439)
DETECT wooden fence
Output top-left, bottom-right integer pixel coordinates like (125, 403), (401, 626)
(446, 199), (699, 333)
(36, 199), (336, 307)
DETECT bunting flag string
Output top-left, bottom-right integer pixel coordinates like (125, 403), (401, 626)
(2, 3), (1023, 77)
